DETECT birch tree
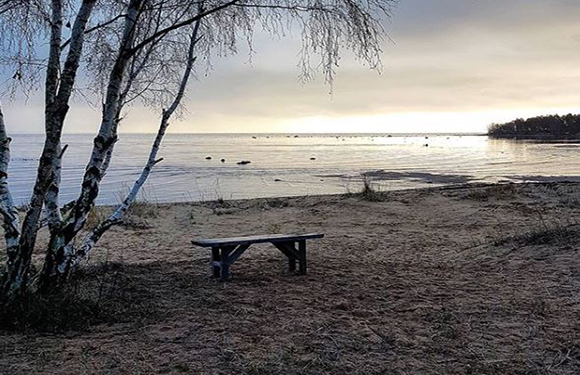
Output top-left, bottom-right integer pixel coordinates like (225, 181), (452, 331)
(0, 0), (395, 304)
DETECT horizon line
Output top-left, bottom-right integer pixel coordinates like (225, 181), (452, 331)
(8, 131), (488, 136)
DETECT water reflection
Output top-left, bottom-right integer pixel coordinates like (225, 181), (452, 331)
(6, 134), (580, 204)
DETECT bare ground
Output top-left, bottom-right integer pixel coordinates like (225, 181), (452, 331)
(1, 182), (580, 374)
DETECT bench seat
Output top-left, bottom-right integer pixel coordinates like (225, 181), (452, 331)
(192, 233), (324, 247)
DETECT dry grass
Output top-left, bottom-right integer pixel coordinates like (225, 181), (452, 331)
(84, 206), (113, 229)
(0, 262), (149, 332)
(493, 221), (579, 247)
(127, 200), (159, 219)
(345, 174), (387, 202)
(462, 183), (520, 201)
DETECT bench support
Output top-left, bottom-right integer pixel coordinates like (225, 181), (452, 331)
(210, 240), (308, 281)
(211, 247), (220, 278)
(299, 240), (307, 275)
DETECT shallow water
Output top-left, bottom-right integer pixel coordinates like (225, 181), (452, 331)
(7, 133), (580, 205)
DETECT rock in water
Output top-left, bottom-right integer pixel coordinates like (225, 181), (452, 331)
(205, 156), (212, 160)
(237, 160), (251, 165)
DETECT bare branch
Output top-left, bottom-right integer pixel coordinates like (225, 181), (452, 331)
(61, 13), (127, 50)
(128, 0), (241, 56)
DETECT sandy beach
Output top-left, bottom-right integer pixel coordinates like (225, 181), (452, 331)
(1, 182), (580, 374)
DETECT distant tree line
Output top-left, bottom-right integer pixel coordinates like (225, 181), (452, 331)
(488, 114), (580, 139)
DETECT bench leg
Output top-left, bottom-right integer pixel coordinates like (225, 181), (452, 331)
(211, 247), (221, 278)
(221, 247), (232, 281)
(288, 251), (296, 273)
(288, 243), (296, 273)
(298, 240), (307, 275)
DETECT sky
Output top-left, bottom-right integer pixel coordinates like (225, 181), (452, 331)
(4, 0), (580, 134)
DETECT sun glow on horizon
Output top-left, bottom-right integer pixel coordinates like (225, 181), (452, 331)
(215, 107), (580, 135)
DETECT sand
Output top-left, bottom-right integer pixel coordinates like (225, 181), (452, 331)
(1, 182), (580, 374)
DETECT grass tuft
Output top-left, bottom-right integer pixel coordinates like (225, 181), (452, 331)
(0, 262), (152, 333)
(494, 221), (579, 247)
(347, 175), (386, 202)
(127, 200), (159, 218)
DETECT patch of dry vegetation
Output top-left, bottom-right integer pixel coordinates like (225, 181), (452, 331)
(494, 221), (579, 247)
(462, 183), (520, 201)
(0, 262), (152, 332)
(345, 174), (388, 202)
(199, 196), (291, 216)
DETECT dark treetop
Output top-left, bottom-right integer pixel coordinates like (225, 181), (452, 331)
(488, 114), (580, 140)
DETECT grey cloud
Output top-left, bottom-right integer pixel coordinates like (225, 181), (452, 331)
(4, 0), (580, 133)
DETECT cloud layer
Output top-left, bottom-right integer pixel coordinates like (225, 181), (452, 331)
(3, 0), (580, 133)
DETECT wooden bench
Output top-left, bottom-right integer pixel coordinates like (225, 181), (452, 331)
(192, 233), (324, 281)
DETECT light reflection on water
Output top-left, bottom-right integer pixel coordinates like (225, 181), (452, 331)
(7, 133), (580, 205)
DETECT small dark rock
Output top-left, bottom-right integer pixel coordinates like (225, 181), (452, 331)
(205, 156), (212, 160)
(237, 160), (251, 165)
(220, 159), (226, 163)
(274, 178), (282, 182)
(310, 157), (316, 160)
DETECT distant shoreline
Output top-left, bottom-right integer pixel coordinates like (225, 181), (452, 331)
(488, 134), (580, 141)
(487, 113), (580, 140)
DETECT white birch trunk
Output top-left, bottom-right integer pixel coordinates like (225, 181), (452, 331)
(37, 0), (145, 286)
(100, 42), (158, 177)
(0, 105), (21, 286)
(10, 0), (97, 295)
(63, 0), (143, 236)
(2, 0), (65, 298)
(45, 145), (67, 230)
(73, 21), (201, 266)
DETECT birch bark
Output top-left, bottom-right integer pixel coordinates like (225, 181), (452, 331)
(38, 0), (145, 288)
(75, 21), (201, 266)
(0, 105), (20, 288)
(2, 0), (96, 298)
(64, 0), (143, 236)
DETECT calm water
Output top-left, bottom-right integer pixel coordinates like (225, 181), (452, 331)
(6, 133), (580, 205)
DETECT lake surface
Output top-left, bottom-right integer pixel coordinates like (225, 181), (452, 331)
(7, 133), (580, 205)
